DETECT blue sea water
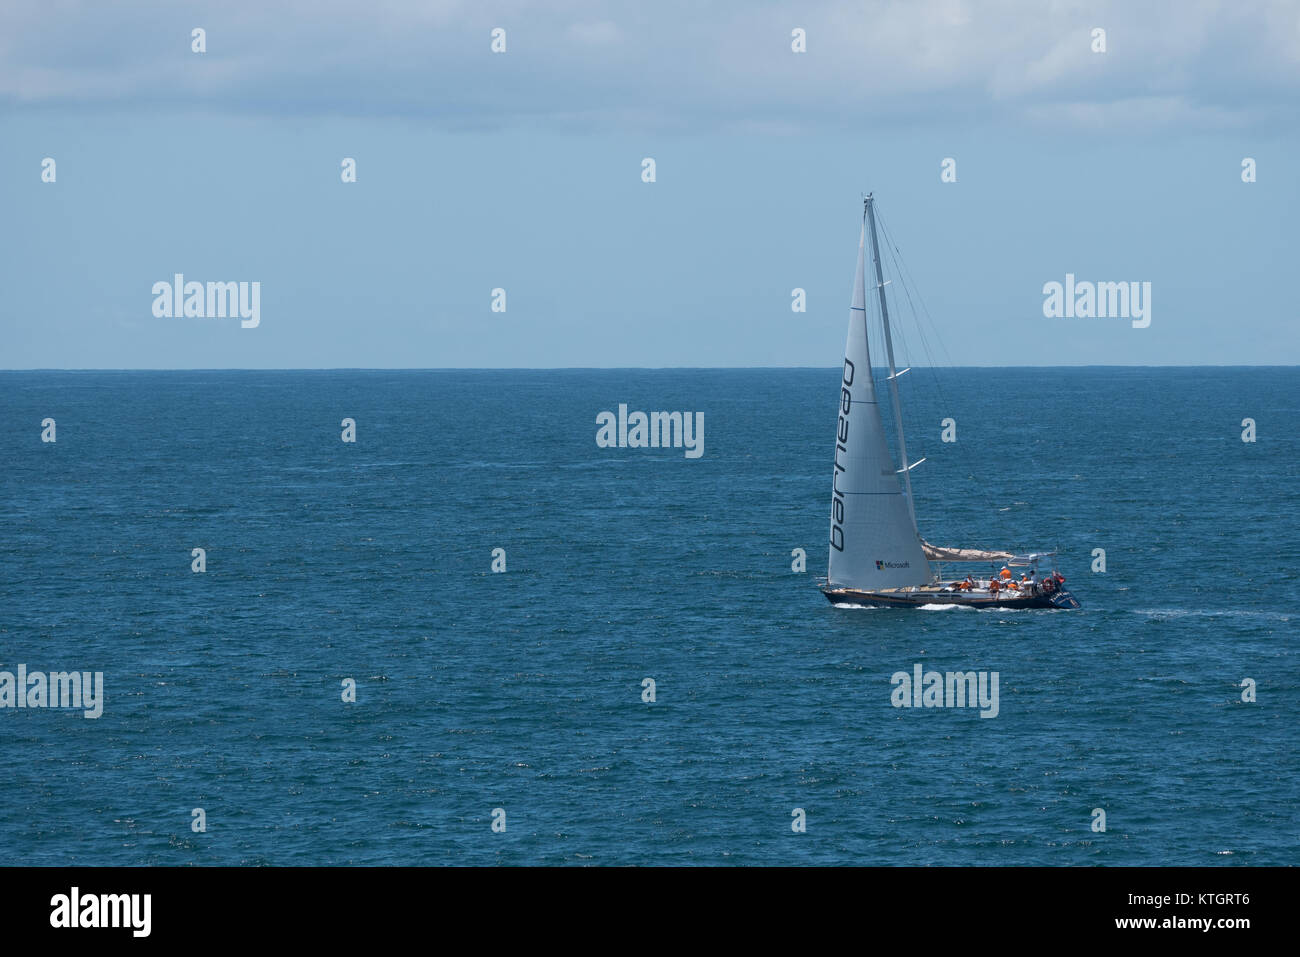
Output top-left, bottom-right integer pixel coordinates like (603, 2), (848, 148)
(0, 367), (1296, 866)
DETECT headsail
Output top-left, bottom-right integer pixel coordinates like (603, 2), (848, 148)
(826, 215), (931, 590)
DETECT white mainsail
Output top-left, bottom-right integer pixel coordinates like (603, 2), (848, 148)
(826, 217), (932, 590)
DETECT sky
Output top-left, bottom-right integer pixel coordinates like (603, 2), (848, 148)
(1, 0), (1297, 368)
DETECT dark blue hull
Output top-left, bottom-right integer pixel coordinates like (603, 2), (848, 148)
(822, 586), (1081, 610)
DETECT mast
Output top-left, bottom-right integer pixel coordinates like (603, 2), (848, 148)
(864, 194), (918, 527)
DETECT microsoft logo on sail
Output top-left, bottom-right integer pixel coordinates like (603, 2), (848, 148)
(876, 560), (911, 569)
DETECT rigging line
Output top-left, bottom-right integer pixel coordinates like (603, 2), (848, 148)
(874, 205), (931, 371)
(875, 201), (963, 380)
(862, 208), (910, 474)
(867, 223), (904, 464)
(874, 201), (990, 511)
(873, 206), (939, 451)
(874, 204), (936, 360)
(877, 218), (1023, 557)
(882, 229), (939, 435)
(875, 203), (958, 425)
(873, 211), (915, 455)
(860, 241), (886, 430)
(877, 212), (965, 485)
(873, 217), (993, 553)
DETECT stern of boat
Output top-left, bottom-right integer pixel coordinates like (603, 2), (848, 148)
(1048, 588), (1081, 609)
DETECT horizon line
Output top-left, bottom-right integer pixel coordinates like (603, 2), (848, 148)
(2, 364), (1298, 373)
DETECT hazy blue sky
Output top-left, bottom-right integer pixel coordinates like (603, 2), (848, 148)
(2, 1), (1297, 367)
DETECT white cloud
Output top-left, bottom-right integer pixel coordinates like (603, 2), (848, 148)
(0, 0), (1295, 133)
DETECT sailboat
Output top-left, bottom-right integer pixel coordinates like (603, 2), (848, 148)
(821, 195), (1080, 610)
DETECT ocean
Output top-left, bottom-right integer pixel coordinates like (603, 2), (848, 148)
(1, 367), (1296, 865)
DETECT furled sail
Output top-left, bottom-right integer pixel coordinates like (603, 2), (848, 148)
(826, 223), (932, 590)
(920, 541), (1013, 563)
